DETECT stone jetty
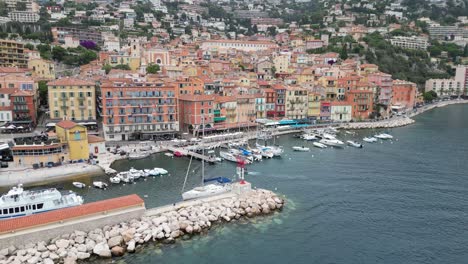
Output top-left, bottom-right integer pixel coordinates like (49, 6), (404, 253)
(341, 117), (415, 130)
(0, 189), (284, 264)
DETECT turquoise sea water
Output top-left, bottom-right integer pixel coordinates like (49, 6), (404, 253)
(21, 104), (468, 263)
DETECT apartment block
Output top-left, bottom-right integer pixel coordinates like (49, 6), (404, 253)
(101, 79), (178, 141)
(0, 39), (27, 68)
(390, 36), (428, 50)
(47, 78), (97, 121)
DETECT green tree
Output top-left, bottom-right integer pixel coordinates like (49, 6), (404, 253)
(464, 44), (468, 57)
(38, 80), (48, 106)
(16, 1), (27, 11)
(146, 63), (160, 74)
(340, 44), (348, 60)
(24, 43), (34, 50)
(102, 64), (112, 74)
(0, 1), (8, 16)
(52, 46), (67, 61)
(113, 64), (131, 70)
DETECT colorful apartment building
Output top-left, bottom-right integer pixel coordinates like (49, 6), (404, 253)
(273, 84), (286, 118)
(320, 101), (331, 121)
(47, 78), (96, 121)
(10, 89), (37, 128)
(101, 79), (178, 141)
(391, 80), (417, 112)
(179, 94), (214, 134)
(368, 72), (393, 106)
(347, 90), (374, 120)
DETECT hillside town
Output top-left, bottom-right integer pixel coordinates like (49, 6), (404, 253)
(0, 0), (467, 167)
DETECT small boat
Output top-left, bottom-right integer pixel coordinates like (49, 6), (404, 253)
(319, 138), (344, 147)
(128, 152), (150, 160)
(375, 133), (393, 140)
(292, 146), (310, 152)
(164, 152), (174, 157)
(302, 134), (317, 141)
(346, 141), (363, 148)
(313, 142), (327, 149)
(220, 151), (251, 164)
(109, 177), (121, 184)
(72, 182), (86, 188)
(363, 137), (378, 143)
(174, 151), (184, 157)
(118, 172), (134, 183)
(152, 167), (168, 175)
(93, 181), (108, 189)
(345, 130), (355, 135)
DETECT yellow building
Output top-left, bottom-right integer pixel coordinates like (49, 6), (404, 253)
(28, 58), (56, 80)
(307, 92), (322, 118)
(274, 54), (291, 73)
(56, 120), (90, 161)
(47, 78), (96, 121)
(285, 86), (308, 120)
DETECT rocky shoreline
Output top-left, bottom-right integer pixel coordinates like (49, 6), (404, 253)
(341, 117), (415, 130)
(0, 189), (284, 264)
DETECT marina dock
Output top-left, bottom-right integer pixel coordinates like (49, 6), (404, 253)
(165, 146), (219, 163)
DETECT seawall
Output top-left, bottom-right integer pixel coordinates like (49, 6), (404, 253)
(0, 183), (285, 263)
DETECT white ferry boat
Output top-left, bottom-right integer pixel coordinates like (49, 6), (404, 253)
(0, 184), (83, 219)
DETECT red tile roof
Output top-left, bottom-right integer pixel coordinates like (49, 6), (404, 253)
(47, 77), (95, 86)
(0, 194), (144, 234)
(56, 120), (80, 129)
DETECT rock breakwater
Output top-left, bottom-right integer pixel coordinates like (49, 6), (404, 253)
(0, 189), (284, 264)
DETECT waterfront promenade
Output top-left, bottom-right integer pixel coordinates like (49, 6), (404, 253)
(0, 99), (466, 187)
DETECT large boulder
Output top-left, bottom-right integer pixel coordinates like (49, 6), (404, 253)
(76, 252), (90, 260)
(121, 228), (136, 243)
(107, 236), (123, 248)
(46, 245), (57, 252)
(55, 239), (70, 249)
(26, 256), (39, 264)
(126, 240), (136, 253)
(43, 258), (54, 264)
(111, 246), (125, 257)
(92, 242), (111, 258)
(74, 236), (85, 244)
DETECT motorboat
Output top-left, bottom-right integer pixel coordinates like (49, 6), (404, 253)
(72, 182), (86, 188)
(319, 138), (344, 147)
(109, 177), (121, 184)
(363, 137), (378, 143)
(229, 149), (254, 163)
(0, 184), (83, 219)
(302, 134), (317, 141)
(93, 181), (108, 189)
(151, 167), (168, 175)
(118, 172), (134, 183)
(321, 133), (337, 140)
(128, 152), (150, 160)
(374, 133), (393, 140)
(345, 130), (355, 135)
(313, 142), (327, 149)
(164, 153), (174, 157)
(292, 146), (310, 152)
(220, 151), (251, 164)
(255, 143), (283, 157)
(347, 141), (363, 148)
(255, 147), (274, 158)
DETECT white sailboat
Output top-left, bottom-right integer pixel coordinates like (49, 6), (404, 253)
(182, 115), (232, 201)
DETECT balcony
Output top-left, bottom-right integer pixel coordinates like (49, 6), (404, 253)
(214, 109), (221, 115)
(78, 105), (86, 109)
(214, 116), (226, 122)
(13, 108), (29, 113)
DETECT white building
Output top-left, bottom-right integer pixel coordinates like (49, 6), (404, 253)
(8, 11), (39, 23)
(390, 36), (429, 50)
(200, 40), (278, 52)
(455, 65), (468, 95)
(330, 103), (352, 122)
(425, 79), (462, 97)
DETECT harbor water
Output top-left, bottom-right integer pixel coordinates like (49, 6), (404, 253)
(7, 104), (468, 263)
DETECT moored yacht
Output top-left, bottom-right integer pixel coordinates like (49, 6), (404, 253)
(313, 142), (327, 149)
(292, 146), (310, 152)
(363, 137), (378, 143)
(319, 138), (344, 147)
(0, 184), (83, 219)
(346, 140), (363, 148)
(374, 133), (393, 140)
